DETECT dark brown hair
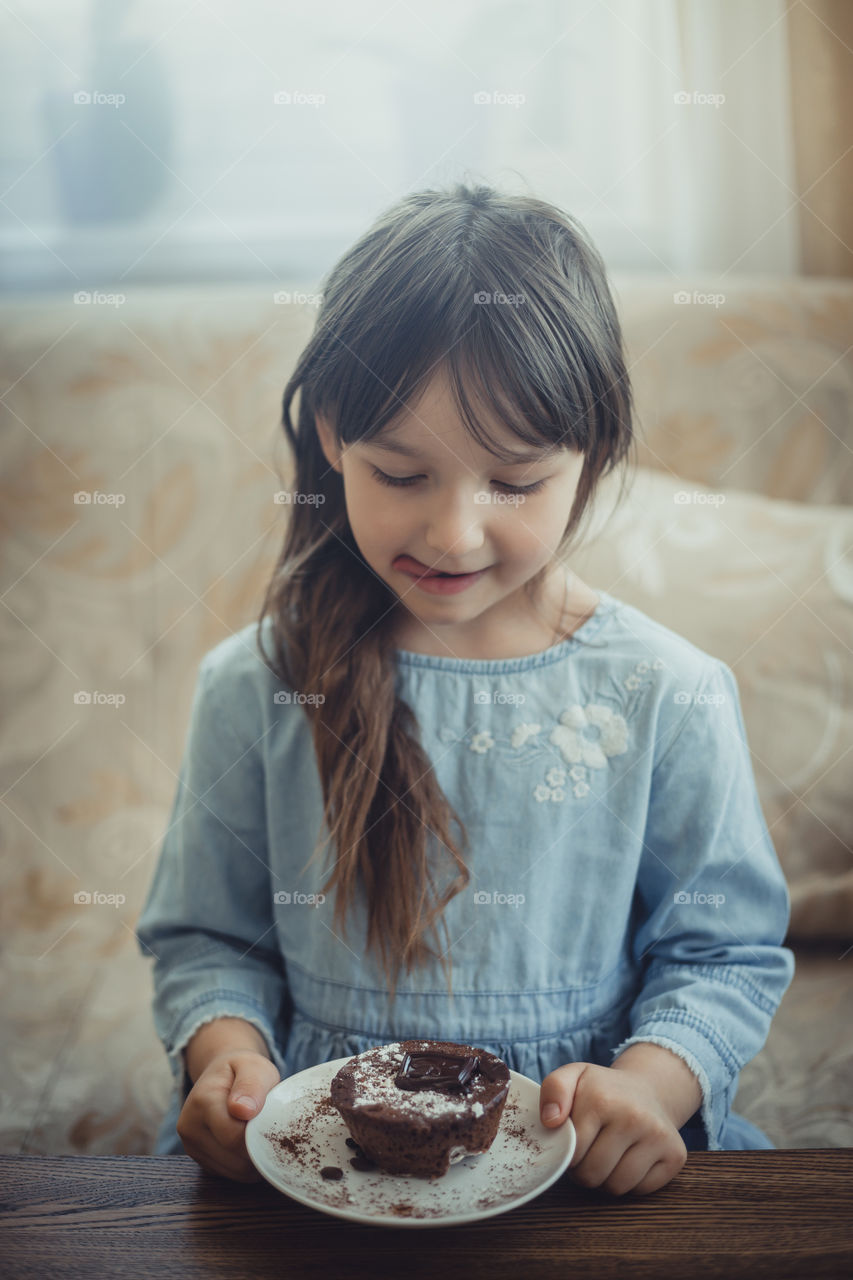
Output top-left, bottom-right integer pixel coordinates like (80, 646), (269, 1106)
(257, 180), (635, 1004)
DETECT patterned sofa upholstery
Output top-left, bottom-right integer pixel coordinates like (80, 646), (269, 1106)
(1, 272), (851, 1154)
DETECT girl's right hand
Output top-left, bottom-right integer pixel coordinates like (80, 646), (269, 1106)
(176, 1050), (281, 1182)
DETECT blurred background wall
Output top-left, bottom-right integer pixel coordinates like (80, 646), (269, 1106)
(1, 0), (850, 295)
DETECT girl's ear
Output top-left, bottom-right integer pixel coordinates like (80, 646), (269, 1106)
(314, 411), (343, 474)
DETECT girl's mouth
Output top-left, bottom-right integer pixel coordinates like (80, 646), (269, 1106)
(393, 555), (475, 578)
(393, 555), (489, 595)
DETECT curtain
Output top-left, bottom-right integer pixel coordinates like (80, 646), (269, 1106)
(786, 0), (853, 276)
(0, 0), (804, 292)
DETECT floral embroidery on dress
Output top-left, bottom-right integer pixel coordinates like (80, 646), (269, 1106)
(440, 669), (658, 805)
(510, 723), (542, 749)
(550, 703), (628, 770)
(624, 656), (665, 692)
(481, 704), (629, 802)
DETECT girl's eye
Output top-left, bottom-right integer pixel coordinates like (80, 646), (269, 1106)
(371, 467), (420, 489)
(370, 467), (547, 496)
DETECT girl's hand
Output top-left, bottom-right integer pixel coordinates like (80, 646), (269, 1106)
(176, 1050), (281, 1182)
(539, 1061), (688, 1197)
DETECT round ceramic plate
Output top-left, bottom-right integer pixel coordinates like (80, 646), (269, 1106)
(245, 1054), (575, 1227)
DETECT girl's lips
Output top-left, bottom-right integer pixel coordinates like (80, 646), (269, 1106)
(393, 555), (489, 596)
(393, 555), (481, 578)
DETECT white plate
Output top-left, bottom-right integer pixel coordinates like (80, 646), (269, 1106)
(246, 1054), (575, 1228)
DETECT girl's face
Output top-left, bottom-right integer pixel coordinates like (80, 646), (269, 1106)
(315, 368), (585, 655)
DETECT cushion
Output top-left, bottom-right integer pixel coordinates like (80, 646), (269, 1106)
(609, 273), (853, 506)
(571, 465), (853, 941)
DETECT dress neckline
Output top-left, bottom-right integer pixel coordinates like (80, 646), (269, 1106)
(392, 589), (617, 675)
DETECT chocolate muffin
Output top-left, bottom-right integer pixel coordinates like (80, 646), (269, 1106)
(329, 1039), (511, 1179)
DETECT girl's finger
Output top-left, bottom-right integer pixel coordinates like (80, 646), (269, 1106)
(567, 1111), (603, 1168)
(181, 1133), (261, 1183)
(600, 1138), (661, 1196)
(205, 1103), (256, 1153)
(626, 1156), (678, 1197)
(568, 1124), (633, 1189)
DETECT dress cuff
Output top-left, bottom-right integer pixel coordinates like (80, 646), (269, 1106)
(166, 994), (289, 1101)
(610, 1018), (733, 1151)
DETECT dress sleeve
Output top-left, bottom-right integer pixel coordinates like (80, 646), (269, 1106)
(609, 659), (795, 1150)
(135, 653), (289, 1100)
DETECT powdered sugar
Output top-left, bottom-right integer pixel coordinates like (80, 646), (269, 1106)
(347, 1041), (493, 1118)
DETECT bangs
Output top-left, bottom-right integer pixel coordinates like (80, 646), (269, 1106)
(309, 271), (600, 464)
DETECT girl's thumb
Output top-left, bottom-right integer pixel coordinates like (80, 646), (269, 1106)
(228, 1077), (266, 1116)
(229, 1092), (259, 1116)
(539, 1061), (588, 1126)
(227, 1060), (281, 1117)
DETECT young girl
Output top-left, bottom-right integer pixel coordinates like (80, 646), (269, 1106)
(136, 181), (794, 1197)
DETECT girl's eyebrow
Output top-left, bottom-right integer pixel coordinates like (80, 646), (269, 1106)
(366, 436), (557, 464)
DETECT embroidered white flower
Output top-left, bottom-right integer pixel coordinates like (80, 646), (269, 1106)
(549, 787), (565, 802)
(624, 656), (665, 692)
(569, 765), (587, 782)
(573, 780), (591, 798)
(511, 722), (542, 749)
(545, 766), (566, 788)
(470, 731), (495, 754)
(549, 703), (629, 769)
(534, 783), (552, 802)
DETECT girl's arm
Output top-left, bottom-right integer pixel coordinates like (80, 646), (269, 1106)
(184, 1016), (272, 1083)
(610, 1041), (702, 1129)
(609, 658), (795, 1150)
(135, 649), (290, 1103)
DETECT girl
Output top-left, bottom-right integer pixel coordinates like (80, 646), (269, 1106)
(136, 181), (794, 1197)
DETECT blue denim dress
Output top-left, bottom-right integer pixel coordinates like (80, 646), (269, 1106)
(136, 591), (794, 1156)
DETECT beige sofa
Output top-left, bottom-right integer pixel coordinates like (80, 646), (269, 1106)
(1, 272), (851, 1154)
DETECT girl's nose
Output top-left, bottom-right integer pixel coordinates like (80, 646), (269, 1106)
(424, 491), (486, 558)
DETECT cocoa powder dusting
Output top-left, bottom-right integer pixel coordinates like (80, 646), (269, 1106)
(264, 1083), (548, 1220)
(266, 1089), (354, 1206)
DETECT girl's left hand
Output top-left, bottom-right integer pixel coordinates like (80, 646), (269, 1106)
(539, 1061), (688, 1197)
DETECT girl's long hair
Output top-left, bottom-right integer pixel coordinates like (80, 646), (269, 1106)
(257, 180), (635, 1005)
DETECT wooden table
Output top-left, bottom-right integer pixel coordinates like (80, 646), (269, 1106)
(1, 1152), (851, 1279)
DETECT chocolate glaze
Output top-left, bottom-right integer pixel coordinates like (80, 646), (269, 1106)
(395, 1049), (480, 1091)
